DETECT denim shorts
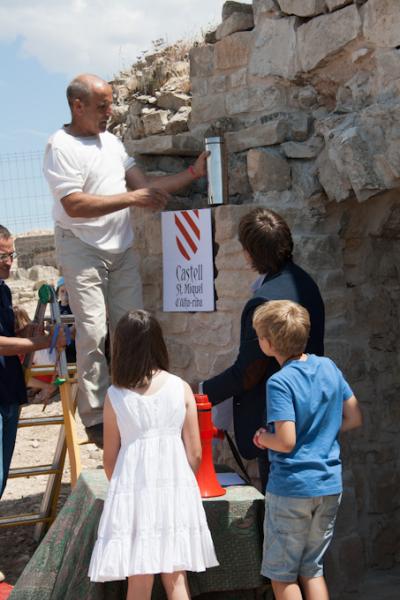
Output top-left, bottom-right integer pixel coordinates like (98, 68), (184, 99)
(261, 491), (341, 582)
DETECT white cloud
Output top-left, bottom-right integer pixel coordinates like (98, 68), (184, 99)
(0, 0), (243, 78)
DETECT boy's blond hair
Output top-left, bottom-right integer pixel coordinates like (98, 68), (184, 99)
(253, 300), (310, 357)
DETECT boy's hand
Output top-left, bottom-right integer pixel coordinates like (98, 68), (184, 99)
(253, 427), (267, 449)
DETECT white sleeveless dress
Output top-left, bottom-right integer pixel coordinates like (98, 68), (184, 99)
(89, 373), (219, 581)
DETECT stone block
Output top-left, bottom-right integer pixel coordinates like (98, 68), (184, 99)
(124, 132), (203, 157)
(142, 110), (169, 136)
(227, 152), (252, 196)
(167, 339), (193, 370)
(207, 75), (227, 95)
(164, 108), (190, 135)
(288, 113), (311, 141)
(225, 119), (287, 153)
(215, 31), (254, 70)
(141, 255), (162, 284)
(15, 234), (56, 269)
(326, 0), (352, 11)
(190, 320), (232, 346)
(325, 533), (364, 597)
(253, 0), (281, 23)
(189, 45), (215, 78)
(128, 99), (145, 117)
(291, 159), (323, 198)
(249, 16), (299, 79)
(226, 85), (286, 116)
(204, 29), (217, 44)
(215, 269), (250, 298)
(216, 12), (254, 40)
(214, 204), (250, 242)
(294, 234), (343, 270)
(222, 1), (253, 20)
(191, 93), (226, 124)
(297, 5), (361, 72)
(125, 115), (144, 140)
(191, 77), (208, 97)
(282, 136), (324, 159)
(157, 312), (188, 335)
(247, 148), (291, 192)
(317, 147), (352, 202)
(156, 92), (190, 111)
(363, 0), (400, 48)
(194, 350), (217, 376)
(27, 265), (58, 282)
(143, 282), (161, 310)
(111, 105), (128, 124)
(229, 68), (247, 88)
(278, 0), (326, 17)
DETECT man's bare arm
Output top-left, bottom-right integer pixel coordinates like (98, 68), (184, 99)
(0, 328), (66, 356)
(125, 151), (208, 194)
(61, 187), (170, 218)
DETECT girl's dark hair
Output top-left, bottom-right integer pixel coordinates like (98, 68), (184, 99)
(238, 208), (293, 274)
(111, 310), (169, 389)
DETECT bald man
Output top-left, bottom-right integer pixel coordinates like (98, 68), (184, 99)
(44, 74), (207, 446)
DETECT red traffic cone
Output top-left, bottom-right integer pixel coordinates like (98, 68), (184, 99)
(195, 394), (226, 498)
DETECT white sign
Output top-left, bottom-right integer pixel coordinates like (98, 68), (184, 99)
(162, 208), (215, 312)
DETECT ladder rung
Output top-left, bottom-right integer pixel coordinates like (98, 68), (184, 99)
(0, 513), (53, 528)
(18, 415), (64, 427)
(9, 464), (61, 478)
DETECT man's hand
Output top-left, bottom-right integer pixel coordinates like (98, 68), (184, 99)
(129, 187), (171, 211)
(17, 322), (40, 338)
(190, 150), (210, 179)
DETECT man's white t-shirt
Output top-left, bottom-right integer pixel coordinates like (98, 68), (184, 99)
(43, 128), (136, 253)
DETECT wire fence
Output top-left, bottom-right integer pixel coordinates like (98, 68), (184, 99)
(0, 151), (53, 234)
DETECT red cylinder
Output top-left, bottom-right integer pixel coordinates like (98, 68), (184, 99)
(195, 394), (226, 498)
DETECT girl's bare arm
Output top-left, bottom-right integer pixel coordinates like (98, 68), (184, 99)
(103, 395), (121, 480)
(182, 381), (202, 473)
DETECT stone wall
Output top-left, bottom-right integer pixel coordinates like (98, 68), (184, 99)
(120, 1), (400, 595)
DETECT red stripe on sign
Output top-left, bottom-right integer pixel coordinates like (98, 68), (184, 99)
(194, 209), (199, 218)
(176, 237), (190, 261)
(181, 211), (200, 240)
(175, 215), (197, 253)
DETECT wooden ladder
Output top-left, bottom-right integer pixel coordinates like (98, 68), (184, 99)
(0, 284), (81, 540)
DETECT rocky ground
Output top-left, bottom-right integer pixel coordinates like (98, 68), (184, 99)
(0, 397), (103, 584)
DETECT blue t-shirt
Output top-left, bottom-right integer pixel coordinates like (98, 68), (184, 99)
(266, 354), (353, 498)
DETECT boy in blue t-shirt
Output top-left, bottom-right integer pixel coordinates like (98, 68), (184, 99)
(252, 300), (362, 600)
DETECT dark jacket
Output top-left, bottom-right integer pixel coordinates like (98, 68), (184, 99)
(203, 260), (325, 459)
(0, 281), (27, 406)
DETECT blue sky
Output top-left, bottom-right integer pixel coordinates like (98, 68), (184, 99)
(0, 0), (248, 232)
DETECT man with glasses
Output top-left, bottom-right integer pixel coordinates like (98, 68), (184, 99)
(0, 225), (65, 505)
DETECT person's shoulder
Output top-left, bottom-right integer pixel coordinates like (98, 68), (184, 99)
(46, 127), (77, 152)
(287, 261), (321, 286)
(100, 130), (122, 146)
(47, 127), (68, 145)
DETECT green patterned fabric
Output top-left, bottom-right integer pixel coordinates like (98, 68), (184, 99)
(10, 470), (267, 599)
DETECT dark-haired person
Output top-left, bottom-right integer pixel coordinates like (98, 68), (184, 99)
(0, 225), (66, 499)
(43, 73), (208, 447)
(202, 208), (325, 490)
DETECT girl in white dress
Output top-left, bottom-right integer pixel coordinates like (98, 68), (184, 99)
(89, 309), (218, 599)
